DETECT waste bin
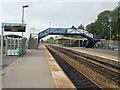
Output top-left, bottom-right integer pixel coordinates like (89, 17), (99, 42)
(16, 48), (20, 54)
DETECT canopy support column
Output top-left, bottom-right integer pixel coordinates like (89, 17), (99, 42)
(6, 36), (8, 56)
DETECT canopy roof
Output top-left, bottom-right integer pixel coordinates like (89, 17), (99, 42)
(5, 34), (22, 38)
(56, 36), (87, 41)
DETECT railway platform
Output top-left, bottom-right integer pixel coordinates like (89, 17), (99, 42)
(71, 47), (119, 59)
(2, 45), (75, 88)
(2, 56), (20, 69)
(55, 44), (119, 61)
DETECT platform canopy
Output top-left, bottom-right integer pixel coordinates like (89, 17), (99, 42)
(5, 34), (22, 38)
(56, 36), (87, 41)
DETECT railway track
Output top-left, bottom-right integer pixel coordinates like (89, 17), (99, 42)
(52, 46), (120, 83)
(46, 45), (103, 89)
(46, 45), (120, 89)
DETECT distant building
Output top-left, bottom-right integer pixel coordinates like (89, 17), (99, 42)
(55, 36), (87, 47)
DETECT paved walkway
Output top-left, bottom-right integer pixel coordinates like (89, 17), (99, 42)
(2, 56), (20, 69)
(2, 46), (55, 88)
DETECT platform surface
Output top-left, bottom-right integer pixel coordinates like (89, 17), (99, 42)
(2, 46), (55, 88)
(70, 47), (119, 59)
(2, 56), (20, 69)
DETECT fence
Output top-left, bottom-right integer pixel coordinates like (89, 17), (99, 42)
(96, 40), (119, 50)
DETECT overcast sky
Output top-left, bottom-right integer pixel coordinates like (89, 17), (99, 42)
(0, 0), (119, 40)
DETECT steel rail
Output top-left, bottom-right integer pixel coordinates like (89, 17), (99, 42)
(50, 45), (120, 84)
(46, 45), (103, 89)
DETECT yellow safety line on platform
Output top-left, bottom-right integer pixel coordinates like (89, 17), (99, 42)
(43, 45), (76, 89)
(52, 45), (119, 62)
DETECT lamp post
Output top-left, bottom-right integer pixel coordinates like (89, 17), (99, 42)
(21, 5), (29, 57)
(1, 24), (4, 68)
(109, 19), (112, 49)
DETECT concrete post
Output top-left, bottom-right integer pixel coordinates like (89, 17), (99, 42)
(70, 40), (72, 47)
(1, 24), (4, 65)
(18, 38), (19, 47)
(14, 38), (16, 55)
(6, 36), (8, 56)
(10, 38), (12, 55)
(83, 40), (84, 48)
(79, 40), (80, 47)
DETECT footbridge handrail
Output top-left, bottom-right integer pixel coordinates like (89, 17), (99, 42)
(38, 28), (94, 39)
(38, 28), (100, 48)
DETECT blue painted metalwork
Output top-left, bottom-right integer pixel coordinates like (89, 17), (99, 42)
(38, 28), (100, 47)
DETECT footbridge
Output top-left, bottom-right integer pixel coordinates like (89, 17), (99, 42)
(38, 28), (100, 48)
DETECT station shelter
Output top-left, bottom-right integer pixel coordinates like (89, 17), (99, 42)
(5, 34), (27, 56)
(56, 36), (87, 47)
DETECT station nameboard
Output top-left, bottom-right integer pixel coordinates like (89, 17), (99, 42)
(4, 26), (26, 32)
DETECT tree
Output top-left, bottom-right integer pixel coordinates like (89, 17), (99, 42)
(50, 37), (54, 40)
(45, 37), (56, 44)
(78, 24), (84, 29)
(110, 7), (119, 40)
(97, 10), (111, 39)
(70, 25), (76, 29)
(86, 7), (120, 40)
(55, 36), (58, 38)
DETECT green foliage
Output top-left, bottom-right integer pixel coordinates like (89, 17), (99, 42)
(86, 7), (120, 40)
(86, 21), (100, 34)
(45, 37), (57, 44)
(55, 36), (58, 38)
(63, 35), (83, 38)
(70, 25), (76, 29)
(78, 24), (84, 29)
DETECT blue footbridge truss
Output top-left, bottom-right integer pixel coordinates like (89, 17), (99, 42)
(38, 28), (100, 48)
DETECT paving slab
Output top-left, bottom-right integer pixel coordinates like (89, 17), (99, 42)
(2, 56), (20, 69)
(2, 46), (55, 88)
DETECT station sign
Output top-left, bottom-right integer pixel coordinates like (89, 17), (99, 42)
(4, 26), (26, 32)
(2, 23), (26, 32)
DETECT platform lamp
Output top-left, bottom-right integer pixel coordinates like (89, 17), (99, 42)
(21, 5), (29, 58)
(109, 19), (112, 49)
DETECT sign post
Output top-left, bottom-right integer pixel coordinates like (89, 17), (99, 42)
(1, 23), (26, 62)
(21, 5), (29, 58)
